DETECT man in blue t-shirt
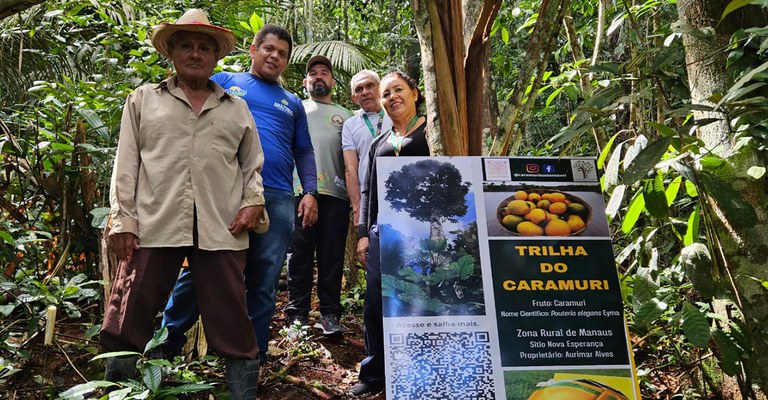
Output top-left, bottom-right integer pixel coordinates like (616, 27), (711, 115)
(161, 24), (319, 364)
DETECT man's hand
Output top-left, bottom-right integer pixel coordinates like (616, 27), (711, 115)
(351, 204), (360, 228)
(109, 232), (140, 262)
(357, 236), (369, 269)
(297, 194), (318, 228)
(229, 205), (265, 236)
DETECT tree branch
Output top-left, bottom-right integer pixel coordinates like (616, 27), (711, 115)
(0, 0), (45, 20)
(590, 0), (605, 69)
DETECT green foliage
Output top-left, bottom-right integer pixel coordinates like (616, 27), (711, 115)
(1, 1), (405, 396)
(1, 0), (174, 292)
(278, 320), (322, 358)
(721, 0), (768, 22)
(0, 269), (102, 367)
(624, 137), (672, 184)
(532, 0), (768, 395)
(680, 301), (710, 348)
(59, 329), (214, 399)
(3, 0), (767, 397)
(0, 357), (22, 386)
(381, 223), (484, 317)
(0, 269), (103, 394)
(697, 171), (758, 228)
(642, 173), (670, 218)
(0, 272), (100, 320)
(340, 267), (366, 313)
(710, 316), (751, 376)
(216, 0), (414, 109)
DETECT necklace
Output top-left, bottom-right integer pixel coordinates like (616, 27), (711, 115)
(387, 115), (420, 156)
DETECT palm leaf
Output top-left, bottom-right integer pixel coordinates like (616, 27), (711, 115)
(0, 7), (74, 103)
(290, 40), (384, 80)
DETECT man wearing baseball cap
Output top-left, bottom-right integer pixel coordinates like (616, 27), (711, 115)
(284, 55), (353, 335)
(101, 9), (263, 399)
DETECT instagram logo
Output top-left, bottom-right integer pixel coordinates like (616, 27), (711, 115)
(525, 163), (540, 173)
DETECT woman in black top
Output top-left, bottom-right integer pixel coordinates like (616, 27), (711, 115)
(350, 71), (430, 397)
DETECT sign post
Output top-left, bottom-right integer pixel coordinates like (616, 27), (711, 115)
(377, 156), (640, 400)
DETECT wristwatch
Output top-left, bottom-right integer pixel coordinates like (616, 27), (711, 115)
(304, 190), (319, 199)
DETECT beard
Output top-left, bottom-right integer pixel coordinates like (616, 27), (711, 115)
(310, 82), (332, 97)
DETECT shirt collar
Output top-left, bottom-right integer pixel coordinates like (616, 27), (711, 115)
(155, 76), (233, 101)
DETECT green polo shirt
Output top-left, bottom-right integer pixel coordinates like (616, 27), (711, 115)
(294, 99), (353, 201)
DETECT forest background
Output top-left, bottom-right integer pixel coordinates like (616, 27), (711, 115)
(1, 0), (768, 399)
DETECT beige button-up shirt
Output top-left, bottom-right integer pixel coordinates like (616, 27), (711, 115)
(109, 77), (265, 251)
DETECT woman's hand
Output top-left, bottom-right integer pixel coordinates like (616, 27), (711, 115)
(357, 236), (369, 269)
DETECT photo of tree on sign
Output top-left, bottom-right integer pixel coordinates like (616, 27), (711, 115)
(378, 159), (485, 317)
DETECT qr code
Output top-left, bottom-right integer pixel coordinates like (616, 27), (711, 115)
(388, 331), (495, 399)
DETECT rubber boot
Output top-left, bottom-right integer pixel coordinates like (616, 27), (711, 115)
(226, 358), (260, 400)
(104, 356), (139, 381)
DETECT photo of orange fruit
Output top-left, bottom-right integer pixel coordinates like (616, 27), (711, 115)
(497, 189), (592, 236)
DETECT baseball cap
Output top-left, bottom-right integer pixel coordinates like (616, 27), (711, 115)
(306, 55), (333, 73)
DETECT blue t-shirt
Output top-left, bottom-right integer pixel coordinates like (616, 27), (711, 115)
(212, 72), (315, 193)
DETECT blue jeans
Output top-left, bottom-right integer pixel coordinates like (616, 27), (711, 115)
(161, 187), (296, 362)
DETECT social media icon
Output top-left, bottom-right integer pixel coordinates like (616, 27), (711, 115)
(543, 164), (555, 173)
(526, 164), (540, 173)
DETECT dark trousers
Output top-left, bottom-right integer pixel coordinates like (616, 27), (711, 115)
(358, 226), (385, 385)
(162, 187), (296, 363)
(101, 247), (258, 359)
(285, 194), (350, 319)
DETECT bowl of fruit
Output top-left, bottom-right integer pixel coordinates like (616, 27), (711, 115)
(496, 189), (592, 236)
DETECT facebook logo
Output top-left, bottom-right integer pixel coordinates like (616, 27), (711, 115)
(543, 164), (555, 173)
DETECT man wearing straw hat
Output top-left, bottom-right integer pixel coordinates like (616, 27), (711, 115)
(161, 24), (319, 365)
(101, 9), (264, 399)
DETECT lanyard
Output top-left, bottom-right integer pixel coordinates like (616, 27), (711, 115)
(387, 115), (420, 156)
(400, 114), (419, 135)
(362, 110), (385, 138)
(387, 133), (404, 156)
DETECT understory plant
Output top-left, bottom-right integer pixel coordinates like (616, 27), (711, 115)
(57, 329), (214, 400)
(536, 1), (768, 396)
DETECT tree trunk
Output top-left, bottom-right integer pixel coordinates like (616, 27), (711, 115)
(428, 216), (449, 270)
(342, 0), (348, 41)
(411, 0), (501, 156)
(306, 0), (314, 43)
(411, 0), (444, 155)
(678, 0), (768, 392)
(677, 0), (731, 147)
(389, 0), (398, 59)
(463, 0), (501, 156)
(411, 0), (468, 156)
(563, 13), (591, 94)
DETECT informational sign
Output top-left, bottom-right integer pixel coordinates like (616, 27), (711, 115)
(377, 156), (640, 400)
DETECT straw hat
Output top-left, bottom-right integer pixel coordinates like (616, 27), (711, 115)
(150, 9), (236, 60)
